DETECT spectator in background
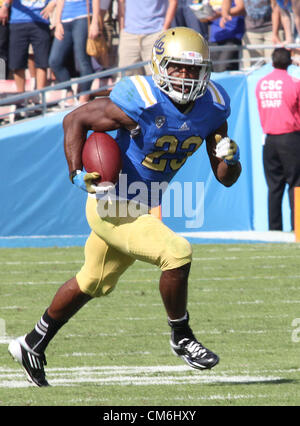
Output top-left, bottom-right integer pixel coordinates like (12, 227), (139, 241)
(276, 0), (294, 44)
(200, 0), (245, 72)
(89, 0), (113, 93)
(102, 0), (119, 69)
(275, 0), (300, 67)
(99, 0), (113, 66)
(173, 0), (209, 40)
(100, 0), (112, 20)
(0, 0), (55, 93)
(90, 0), (112, 73)
(276, 0), (300, 44)
(221, 0), (282, 68)
(255, 47), (300, 231)
(49, 0), (100, 105)
(0, 0), (10, 79)
(291, 0), (300, 42)
(117, 0), (178, 76)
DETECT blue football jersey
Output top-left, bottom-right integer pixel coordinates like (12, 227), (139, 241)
(109, 75), (230, 207)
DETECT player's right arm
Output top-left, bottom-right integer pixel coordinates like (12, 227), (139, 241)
(63, 97), (137, 192)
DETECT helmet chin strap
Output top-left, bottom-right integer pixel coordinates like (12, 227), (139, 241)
(168, 89), (189, 104)
(167, 77), (198, 104)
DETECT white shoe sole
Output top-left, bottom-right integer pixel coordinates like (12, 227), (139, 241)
(8, 336), (39, 386)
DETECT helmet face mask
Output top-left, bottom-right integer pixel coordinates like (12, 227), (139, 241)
(151, 27), (212, 105)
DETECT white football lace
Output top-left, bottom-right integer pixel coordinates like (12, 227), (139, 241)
(179, 338), (207, 358)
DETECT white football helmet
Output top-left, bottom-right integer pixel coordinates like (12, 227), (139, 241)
(151, 27), (212, 104)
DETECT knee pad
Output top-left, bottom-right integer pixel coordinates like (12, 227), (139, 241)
(76, 268), (118, 298)
(160, 235), (192, 271)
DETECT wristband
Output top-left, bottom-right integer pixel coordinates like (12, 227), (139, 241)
(224, 145), (240, 166)
(224, 159), (238, 166)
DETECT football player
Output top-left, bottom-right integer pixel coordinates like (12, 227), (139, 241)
(8, 27), (241, 387)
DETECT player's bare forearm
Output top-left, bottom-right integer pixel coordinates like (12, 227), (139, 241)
(215, 160), (241, 187)
(206, 121), (241, 187)
(63, 98), (137, 173)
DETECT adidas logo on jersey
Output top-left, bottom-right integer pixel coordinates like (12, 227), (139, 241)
(179, 122), (190, 131)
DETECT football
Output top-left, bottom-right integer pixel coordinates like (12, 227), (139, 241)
(82, 132), (122, 185)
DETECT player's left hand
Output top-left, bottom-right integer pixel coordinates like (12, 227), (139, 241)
(73, 170), (101, 193)
(215, 134), (240, 165)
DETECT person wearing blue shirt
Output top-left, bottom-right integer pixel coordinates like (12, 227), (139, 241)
(172, 0), (209, 40)
(117, 0), (178, 76)
(221, 0), (282, 68)
(48, 0), (100, 105)
(209, 0), (245, 72)
(8, 27), (241, 387)
(0, 0), (55, 92)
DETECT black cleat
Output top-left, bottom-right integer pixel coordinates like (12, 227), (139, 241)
(8, 335), (49, 387)
(170, 336), (219, 370)
(168, 312), (219, 370)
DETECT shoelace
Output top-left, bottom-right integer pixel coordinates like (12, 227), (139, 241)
(179, 338), (208, 359)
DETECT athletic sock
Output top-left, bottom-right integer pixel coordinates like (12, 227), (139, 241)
(168, 311), (194, 344)
(25, 309), (67, 354)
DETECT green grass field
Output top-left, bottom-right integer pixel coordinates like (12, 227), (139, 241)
(0, 243), (300, 406)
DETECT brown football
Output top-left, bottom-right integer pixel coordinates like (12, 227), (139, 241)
(82, 132), (122, 184)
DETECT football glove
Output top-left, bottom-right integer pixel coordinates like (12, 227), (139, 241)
(72, 170), (101, 194)
(91, 183), (117, 194)
(215, 134), (240, 165)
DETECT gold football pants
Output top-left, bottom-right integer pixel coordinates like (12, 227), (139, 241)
(76, 197), (192, 297)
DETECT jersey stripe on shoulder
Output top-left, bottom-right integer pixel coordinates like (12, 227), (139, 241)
(207, 81), (225, 106)
(129, 76), (157, 108)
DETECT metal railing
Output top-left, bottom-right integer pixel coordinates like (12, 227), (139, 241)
(0, 60), (154, 125)
(1, 43), (300, 126)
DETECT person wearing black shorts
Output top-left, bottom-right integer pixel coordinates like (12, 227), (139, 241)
(3, 0), (53, 93)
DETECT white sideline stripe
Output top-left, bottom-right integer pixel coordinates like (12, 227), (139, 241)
(119, 274), (300, 283)
(0, 254), (296, 265)
(0, 336), (14, 344)
(10, 274), (300, 286)
(0, 376), (283, 388)
(180, 231), (295, 243)
(14, 281), (64, 285)
(0, 364), (282, 388)
(0, 323), (289, 345)
(45, 375), (282, 386)
(0, 306), (20, 310)
(0, 235), (89, 240)
(194, 255), (298, 261)
(0, 261), (83, 265)
(70, 393), (274, 403)
(193, 274), (300, 281)
(0, 270), (78, 275)
(2, 365), (300, 374)
(193, 255), (299, 261)
(0, 231), (295, 243)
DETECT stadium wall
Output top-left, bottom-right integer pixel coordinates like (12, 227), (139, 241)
(0, 66), (297, 244)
